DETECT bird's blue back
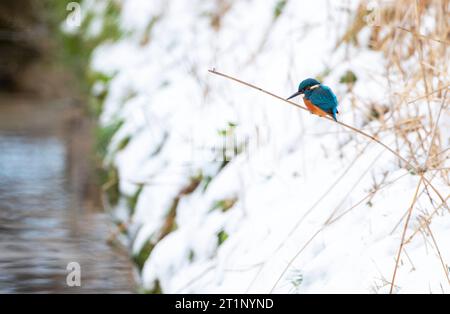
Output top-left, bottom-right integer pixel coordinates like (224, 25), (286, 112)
(304, 85), (338, 120)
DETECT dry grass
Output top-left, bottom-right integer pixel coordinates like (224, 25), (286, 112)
(363, 0), (449, 293)
(208, 0), (449, 294)
(334, 0), (449, 293)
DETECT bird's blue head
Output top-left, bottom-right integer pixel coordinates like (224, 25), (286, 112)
(287, 78), (321, 100)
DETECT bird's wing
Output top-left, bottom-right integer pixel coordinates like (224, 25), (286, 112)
(309, 86), (338, 112)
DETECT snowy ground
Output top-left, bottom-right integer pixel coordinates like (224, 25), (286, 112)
(79, 0), (449, 293)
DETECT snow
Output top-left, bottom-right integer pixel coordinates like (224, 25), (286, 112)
(81, 0), (449, 293)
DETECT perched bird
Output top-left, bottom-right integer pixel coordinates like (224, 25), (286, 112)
(287, 78), (339, 121)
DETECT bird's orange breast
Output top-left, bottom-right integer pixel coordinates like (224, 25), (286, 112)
(303, 98), (329, 117)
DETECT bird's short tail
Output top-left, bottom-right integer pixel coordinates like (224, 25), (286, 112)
(331, 108), (338, 122)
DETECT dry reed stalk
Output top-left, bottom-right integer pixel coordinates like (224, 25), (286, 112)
(389, 175), (424, 293)
(389, 90), (446, 293)
(424, 219), (450, 285)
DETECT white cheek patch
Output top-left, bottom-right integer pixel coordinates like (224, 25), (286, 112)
(310, 84), (320, 90)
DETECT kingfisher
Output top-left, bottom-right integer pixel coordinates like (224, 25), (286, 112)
(287, 78), (339, 121)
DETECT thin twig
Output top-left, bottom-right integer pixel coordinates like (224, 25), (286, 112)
(256, 142), (381, 292)
(388, 175), (423, 294)
(268, 169), (409, 293)
(281, 141), (374, 247)
(424, 220), (450, 285)
(406, 85), (450, 105)
(396, 26), (450, 45)
(389, 168), (441, 235)
(404, 194), (450, 245)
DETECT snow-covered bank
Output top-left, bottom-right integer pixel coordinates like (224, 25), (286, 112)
(78, 0), (449, 293)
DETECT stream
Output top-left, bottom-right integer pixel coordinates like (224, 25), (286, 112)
(0, 96), (136, 293)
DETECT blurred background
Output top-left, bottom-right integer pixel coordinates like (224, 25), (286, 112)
(0, 0), (135, 293)
(0, 0), (448, 294)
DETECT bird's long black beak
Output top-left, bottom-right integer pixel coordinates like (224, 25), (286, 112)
(286, 91), (303, 100)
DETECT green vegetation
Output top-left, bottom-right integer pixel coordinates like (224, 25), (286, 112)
(117, 135), (132, 152)
(37, 1), (131, 212)
(217, 121), (237, 137)
(100, 165), (120, 207)
(273, 0), (288, 19)
(202, 175), (213, 192)
(217, 230), (229, 246)
(95, 119), (124, 158)
(158, 173), (203, 241)
(149, 280), (163, 294)
(217, 121), (246, 165)
(95, 119), (125, 207)
(289, 269), (303, 290)
(127, 184), (143, 216)
(339, 70), (358, 85)
(210, 197), (237, 212)
(54, 0), (124, 83)
(188, 250), (195, 263)
(43, 0), (125, 132)
(133, 239), (155, 272)
(140, 15), (162, 45)
(87, 70), (116, 117)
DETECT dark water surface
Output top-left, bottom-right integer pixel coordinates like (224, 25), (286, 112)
(0, 97), (135, 293)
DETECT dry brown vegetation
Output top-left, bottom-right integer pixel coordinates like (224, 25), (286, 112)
(210, 0), (449, 293)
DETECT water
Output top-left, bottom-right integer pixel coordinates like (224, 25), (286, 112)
(0, 99), (135, 293)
